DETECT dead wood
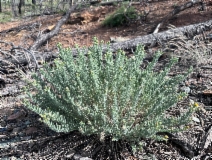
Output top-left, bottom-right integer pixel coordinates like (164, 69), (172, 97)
(0, 23), (40, 35)
(99, 1), (122, 6)
(0, 41), (39, 71)
(201, 66), (212, 69)
(157, 132), (195, 159)
(153, 0), (204, 33)
(78, 0), (122, 6)
(78, 18), (212, 55)
(30, 5), (78, 51)
(200, 125), (212, 151)
(1, 18), (212, 68)
(0, 50), (57, 68)
(0, 78), (6, 89)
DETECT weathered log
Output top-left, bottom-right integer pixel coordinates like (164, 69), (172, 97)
(153, 0), (204, 33)
(30, 5), (78, 51)
(0, 51), (57, 67)
(0, 23), (40, 34)
(87, 18), (212, 55)
(1, 18), (212, 67)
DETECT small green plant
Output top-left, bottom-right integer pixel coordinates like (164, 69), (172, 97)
(103, 4), (137, 27)
(0, 12), (12, 23)
(24, 38), (195, 148)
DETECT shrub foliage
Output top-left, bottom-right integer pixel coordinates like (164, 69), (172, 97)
(24, 38), (195, 145)
(102, 4), (138, 27)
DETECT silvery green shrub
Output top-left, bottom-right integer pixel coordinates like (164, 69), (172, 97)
(24, 38), (195, 145)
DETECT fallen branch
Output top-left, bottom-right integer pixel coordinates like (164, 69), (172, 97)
(0, 23), (40, 34)
(201, 66), (212, 69)
(30, 5), (78, 51)
(153, 0), (204, 33)
(88, 18), (212, 55)
(0, 40), (38, 70)
(1, 18), (212, 67)
(157, 132), (195, 159)
(201, 125), (212, 150)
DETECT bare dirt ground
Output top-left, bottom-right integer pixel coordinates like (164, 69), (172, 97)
(0, 0), (212, 49)
(0, 0), (212, 159)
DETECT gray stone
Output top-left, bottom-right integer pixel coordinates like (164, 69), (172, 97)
(189, 99), (194, 105)
(24, 120), (31, 126)
(12, 127), (22, 135)
(73, 154), (82, 160)
(21, 136), (31, 141)
(80, 150), (90, 157)
(28, 142), (35, 148)
(0, 134), (7, 139)
(18, 132), (24, 137)
(0, 127), (7, 132)
(7, 110), (26, 121)
(0, 121), (7, 127)
(192, 116), (200, 123)
(79, 157), (93, 160)
(24, 126), (38, 135)
(65, 150), (76, 158)
(0, 142), (10, 149)
(181, 86), (191, 94)
(11, 156), (17, 160)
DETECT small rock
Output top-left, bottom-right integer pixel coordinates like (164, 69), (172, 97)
(181, 86), (191, 94)
(6, 124), (14, 132)
(21, 136), (31, 141)
(0, 127), (7, 132)
(12, 127), (22, 135)
(14, 136), (20, 141)
(0, 121), (7, 127)
(11, 156), (17, 160)
(0, 135), (7, 139)
(189, 99), (194, 105)
(65, 150), (76, 158)
(28, 142), (34, 148)
(25, 127), (38, 135)
(73, 154), (82, 160)
(81, 151), (90, 157)
(79, 157), (93, 160)
(7, 110), (26, 121)
(18, 132), (24, 137)
(192, 116), (200, 123)
(24, 120), (31, 126)
(0, 142), (10, 149)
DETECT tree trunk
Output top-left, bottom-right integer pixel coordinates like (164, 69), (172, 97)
(0, 0), (2, 13)
(11, 0), (18, 17)
(32, 0), (36, 10)
(18, 0), (24, 15)
(69, 0), (73, 7)
(32, 0), (36, 5)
